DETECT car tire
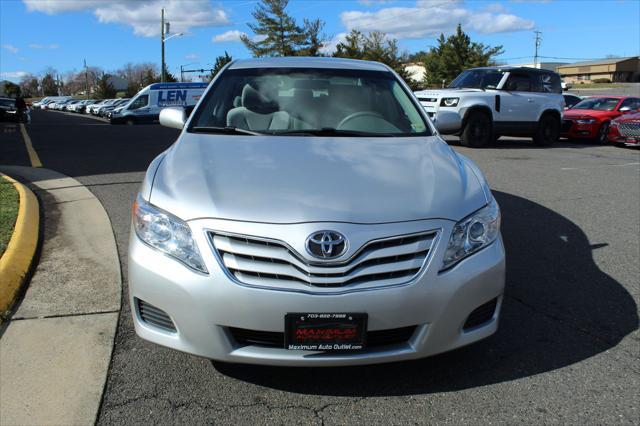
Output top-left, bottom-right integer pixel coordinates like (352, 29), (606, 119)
(532, 114), (559, 147)
(596, 121), (610, 144)
(460, 112), (492, 148)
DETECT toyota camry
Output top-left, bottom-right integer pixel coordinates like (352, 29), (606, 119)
(128, 57), (505, 366)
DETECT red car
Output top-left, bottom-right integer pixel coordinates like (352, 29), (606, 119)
(561, 96), (640, 143)
(608, 111), (640, 147)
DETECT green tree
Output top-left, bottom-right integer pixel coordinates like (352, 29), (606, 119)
(334, 29), (365, 60)
(241, 0), (323, 57)
(163, 64), (178, 82)
(95, 74), (117, 99)
(3, 82), (21, 98)
(333, 30), (417, 89)
(125, 81), (141, 97)
(210, 51), (233, 80)
(19, 74), (39, 98)
(421, 24), (503, 87)
(141, 69), (159, 86)
(41, 73), (58, 96)
(299, 18), (326, 56)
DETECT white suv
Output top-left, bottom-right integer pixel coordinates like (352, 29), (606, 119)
(415, 67), (564, 147)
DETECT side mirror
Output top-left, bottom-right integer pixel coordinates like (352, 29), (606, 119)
(434, 111), (461, 134)
(159, 107), (187, 130)
(619, 106), (632, 113)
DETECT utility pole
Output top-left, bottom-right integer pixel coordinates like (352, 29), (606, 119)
(180, 65), (184, 83)
(161, 8), (165, 83)
(84, 59), (89, 99)
(533, 30), (542, 68)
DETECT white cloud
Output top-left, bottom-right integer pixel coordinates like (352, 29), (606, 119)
(320, 32), (347, 55)
(2, 44), (19, 54)
(212, 29), (246, 43)
(28, 44), (59, 49)
(23, 0), (229, 37)
(185, 53), (199, 60)
(341, 0), (534, 39)
(1, 71), (29, 79)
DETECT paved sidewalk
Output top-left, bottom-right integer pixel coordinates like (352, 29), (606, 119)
(0, 166), (121, 426)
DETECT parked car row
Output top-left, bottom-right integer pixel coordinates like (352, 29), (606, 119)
(561, 96), (640, 146)
(413, 66), (639, 148)
(32, 96), (132, 117)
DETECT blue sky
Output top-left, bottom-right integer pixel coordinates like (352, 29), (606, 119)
(1, 0), (639, 82)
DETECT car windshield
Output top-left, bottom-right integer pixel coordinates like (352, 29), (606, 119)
(190, 67), (430, 137)
(448, 69), (505, 89)
(0, 99), (15, 108)
(572, 98), (619, 111)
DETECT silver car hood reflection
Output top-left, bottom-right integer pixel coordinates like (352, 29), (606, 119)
(149, 134), (489, 224)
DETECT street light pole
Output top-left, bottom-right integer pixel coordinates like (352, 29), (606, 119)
(161, 8), (165, 83)
(84, 59), (89, 99)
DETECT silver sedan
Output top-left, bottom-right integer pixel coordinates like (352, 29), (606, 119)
(128, 57), (505, 366)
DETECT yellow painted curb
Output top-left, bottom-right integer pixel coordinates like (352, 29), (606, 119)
(0, 173), (40, 316)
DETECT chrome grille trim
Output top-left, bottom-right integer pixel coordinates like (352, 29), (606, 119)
(208, 230), (438, 290)
(618, 122), (640, 137)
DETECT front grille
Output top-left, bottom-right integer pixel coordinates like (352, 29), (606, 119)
(210, 231), (436, 289)
(618, 122), (640, 137)
(463, 298), (498, 330)
(418, 97), (437, 103)
(229, 326), (417, 349)
(561, 119), (573, 132)
(136, 299), (177, 332)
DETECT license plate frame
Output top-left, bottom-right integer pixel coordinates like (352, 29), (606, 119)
(284, 313), (368, 351)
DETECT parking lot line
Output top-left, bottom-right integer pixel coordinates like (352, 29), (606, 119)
(19, 123), (42, 168)
(561, 162), (639, 170)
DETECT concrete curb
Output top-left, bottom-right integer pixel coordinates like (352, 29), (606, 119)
(0, 166), (121, 426)
(0, 173), (39, 317)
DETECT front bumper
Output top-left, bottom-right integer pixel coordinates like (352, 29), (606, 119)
(128, 218), (506, 366)
(561, 119), (599, 138)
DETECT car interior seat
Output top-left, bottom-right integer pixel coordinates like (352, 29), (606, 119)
(227, 84), (290, 131)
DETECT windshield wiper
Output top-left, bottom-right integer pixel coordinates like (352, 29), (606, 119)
(190, 126), (264, 136)
(268, 128), (395, 137)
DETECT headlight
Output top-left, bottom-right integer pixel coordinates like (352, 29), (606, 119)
(440, 97), (459, 107)
(441, 197), (501, 271)
(133, 194), (208, 273)
(576, 118), (596, 124)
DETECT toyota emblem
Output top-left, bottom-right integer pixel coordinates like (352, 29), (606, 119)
(306, 231), (347, 260)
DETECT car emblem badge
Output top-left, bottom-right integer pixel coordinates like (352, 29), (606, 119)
(306, 231), (347, 260)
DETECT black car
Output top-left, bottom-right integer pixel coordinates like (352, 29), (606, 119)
(0, 97), (19, 122)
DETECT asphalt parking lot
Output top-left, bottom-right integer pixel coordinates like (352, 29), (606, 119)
(1, 109), (638, 424)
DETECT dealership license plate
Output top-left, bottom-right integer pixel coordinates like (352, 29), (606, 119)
(285, 313), (367, 351)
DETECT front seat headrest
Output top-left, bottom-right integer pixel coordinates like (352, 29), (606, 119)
(242, 84), (276, 113)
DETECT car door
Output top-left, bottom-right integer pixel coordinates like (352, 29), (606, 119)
(499, 71), (538, 125)
(128, 94), (151, 121)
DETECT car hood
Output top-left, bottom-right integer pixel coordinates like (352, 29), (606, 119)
(415, 88), (485, 98)
(149, 134), (489, 224)
(613, 112), (640, 123)
(564, 109), (614, 119)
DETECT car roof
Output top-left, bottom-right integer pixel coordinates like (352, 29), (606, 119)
(468, 66), (556, 74)
(585, 95), (628, 99)
(228, 56), (391, 72)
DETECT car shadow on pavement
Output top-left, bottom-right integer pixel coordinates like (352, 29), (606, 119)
(213, 191), (638, 396)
